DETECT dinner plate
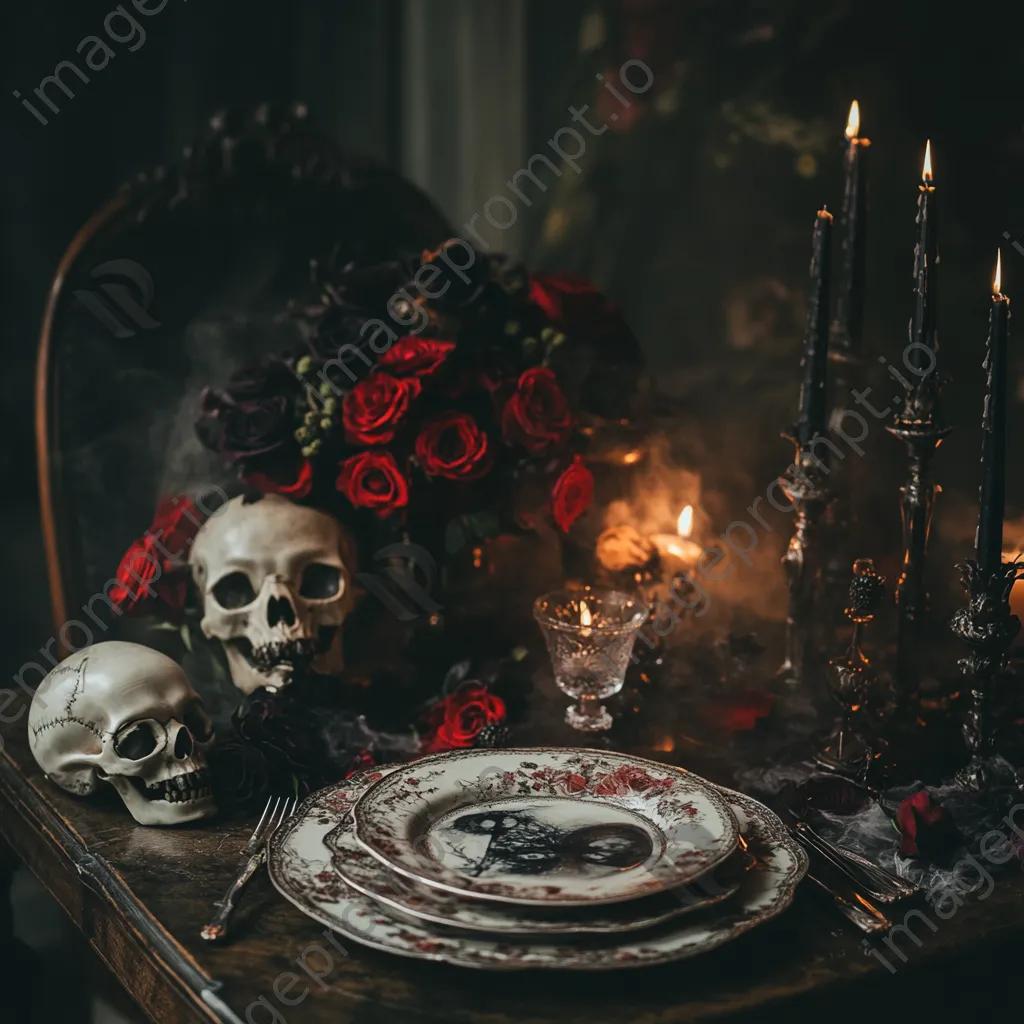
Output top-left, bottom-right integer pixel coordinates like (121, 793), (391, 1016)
(267, 777), (807, 970)
(350, 748), (740, 906)
(324, 767), (742, 936)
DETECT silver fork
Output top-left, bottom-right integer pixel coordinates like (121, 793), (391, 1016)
(201, 796), (297, 943)
(793, 822), (918, 903)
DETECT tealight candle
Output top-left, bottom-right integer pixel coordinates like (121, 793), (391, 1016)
(651, 506), (702, 577)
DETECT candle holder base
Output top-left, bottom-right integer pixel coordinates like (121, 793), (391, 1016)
(955, 756), (995, 792)
(950, 557), (1024, 791)
(566, 699), (613, 733)
(814, 731), (874, 783)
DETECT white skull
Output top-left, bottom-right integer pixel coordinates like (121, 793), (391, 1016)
(28, 642), (216, 826)
(189, 494), (355, 696)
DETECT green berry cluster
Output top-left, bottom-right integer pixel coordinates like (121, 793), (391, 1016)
(293, 356), (338, 458)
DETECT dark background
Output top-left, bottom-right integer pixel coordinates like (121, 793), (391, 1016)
(3, 1), (1024, 1018)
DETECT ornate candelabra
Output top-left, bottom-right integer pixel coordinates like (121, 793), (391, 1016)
(776, 448), (832, 689)
(816, 559), (886, 779)
(951, 558), (1024, 790)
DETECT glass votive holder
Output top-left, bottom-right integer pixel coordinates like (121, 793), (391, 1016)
(533, 587), (649, 732)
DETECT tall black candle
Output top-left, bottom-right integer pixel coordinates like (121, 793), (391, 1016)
(909, 141), (938, 374)
(796, 207), (833, 447)
(976, 251), (1011, 575)
(830, 100), (870, 360)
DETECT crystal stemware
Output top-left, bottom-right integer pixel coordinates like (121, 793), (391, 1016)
(533, 587), (648, 732)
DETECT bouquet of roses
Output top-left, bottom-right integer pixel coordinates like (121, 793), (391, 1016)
(194, 240), (640, 555)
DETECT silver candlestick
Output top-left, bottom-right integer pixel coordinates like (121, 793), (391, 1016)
(951, 557), (1024, 790)
(816, 559), (886, 779)
(886, 377), (951, 695)
(776, 447), (832, 689)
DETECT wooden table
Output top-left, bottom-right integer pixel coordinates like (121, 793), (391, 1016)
(2, 690), (1023, 1024)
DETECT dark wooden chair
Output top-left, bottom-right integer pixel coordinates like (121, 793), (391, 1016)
(35, 102), (450, 642)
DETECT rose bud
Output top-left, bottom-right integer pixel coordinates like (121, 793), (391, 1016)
(897, 790), (961, 860)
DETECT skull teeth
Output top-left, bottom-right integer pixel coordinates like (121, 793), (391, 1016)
(144, 768), (213, 802)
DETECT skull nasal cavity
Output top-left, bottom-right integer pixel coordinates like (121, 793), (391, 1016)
(174, 728), (194, 759)
(267, 595), (296, 628)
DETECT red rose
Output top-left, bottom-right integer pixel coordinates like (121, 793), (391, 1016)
(415, 412), (492, 481)
(342, 373), (420, 445)
(897, 790), (961, 859)
(501, 367), (574, 455)
(336, 451), (409, 518)
(109, 542), (163, 612)
(550, 456), (594, 533)
(149, 495), (206, 564)
(378, 337), (455, 379)
(422, 684), (506, 753)
(241, 460), (313, 499)
(109, 495), (207, 617)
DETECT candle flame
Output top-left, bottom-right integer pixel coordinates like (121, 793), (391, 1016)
(677, 505), (694, 538)
(995, 249), (1002, 295)
(580, 600), (592, 627)
(922, 140), (933, 182)
(845, 100), (860, 140)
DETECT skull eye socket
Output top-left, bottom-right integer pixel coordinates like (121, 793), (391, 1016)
(184, 704), (214, 743)
(212, 571), (256, 609)
(299, 563), (342, 600)
(114, 721), (161, 761)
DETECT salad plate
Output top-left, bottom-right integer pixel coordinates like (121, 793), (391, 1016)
(350, 748), (739, 906)
(325, 767), (742, 936)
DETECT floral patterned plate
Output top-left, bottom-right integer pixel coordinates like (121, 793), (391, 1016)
(267, 771), (807, 970)
(350, 748), (740, 906)
(324, 767), (742, 935)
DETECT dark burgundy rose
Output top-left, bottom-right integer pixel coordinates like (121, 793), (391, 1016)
(197, 391), (293, 462)
(302, 299), (374, 363)
(341, 373), (420, 446)
(336, 451), (409, 517)
(501, 367), (574, 455)
(217, 357), (297, 401)
(897, 790), (962, 859)
(550, 456), (594, 532)
(415, 412), (492, 481)
(378, 337), (455, 379)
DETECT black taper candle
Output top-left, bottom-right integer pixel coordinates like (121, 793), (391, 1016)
(830, 101), (870, 360)
(976, 251), (1011, 575)
(909, 140), (938, 371)
(796, 208), (834, 447)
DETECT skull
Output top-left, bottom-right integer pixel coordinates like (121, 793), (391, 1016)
(189, 494), (356, 695)
(28, 642), (216, 826)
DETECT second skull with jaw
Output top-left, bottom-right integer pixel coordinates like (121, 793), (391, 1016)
(190, 494), (356, 695)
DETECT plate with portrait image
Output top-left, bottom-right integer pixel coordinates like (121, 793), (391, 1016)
(350, 748), (740, 906)
(324, 766), (745, 935)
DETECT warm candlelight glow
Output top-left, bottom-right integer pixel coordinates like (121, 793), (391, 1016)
(922, 140), (933, 182)
(621, 450), (641, 465)
(677, 505), (694, 538)
(845, 100), (860, 140)
(580, 600), (592, 627)
(994, 249), (1002, 296)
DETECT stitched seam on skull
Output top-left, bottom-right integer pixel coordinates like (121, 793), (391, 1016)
(61, 656), (88, 717)
(31, 714), (108, 741)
